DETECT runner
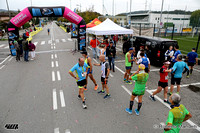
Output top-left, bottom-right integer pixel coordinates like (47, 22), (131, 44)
(69, 58), (88, 109)
(164, 93), (192, 133)
(169, 55), (189, 95)
(171, 45), (181, 66)
(136, 52), (150, 73)
(47, 28), (50, 35)
(124, 48), (135, 84)
(81, 51), (98, 91)
(125, 64), (149, 116)
(149, 61), (172, 104)
(94, 55), (111, 99)
(186, 48), (198, 78)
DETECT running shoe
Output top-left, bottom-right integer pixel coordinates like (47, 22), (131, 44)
(149, 95), (156, 101)
(126, 81), (132, 85)
(82, 103), (87, 109)
(167, 92), (172, 96)
(125, 108), (132, 115)
(135, 109), (140, 116)
(186, 75), (189, 78)
(124, 78), (127, 82)
(98, 90), (105, 94)
(84, 87), (87, 91)
(164, 100), (171, 105)
(104, 94), (111, 99)
(94, 85), (99, 91)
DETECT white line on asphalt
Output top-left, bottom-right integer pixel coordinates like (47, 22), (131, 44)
(48, 40), (52, 44)
(121, 85), (138, 102)
(115, 66), (125, 74)
(0, 55), (11, 65)
(110, 73), (114, 77)
(4, 46), (9, 49)
(93, 58), (98, 63)
(194, 68), (200, 73)
(131, 69), (160, 73)
(55, 61), (59, 67)
(34, 42), (38, 46)
(65, 129), (71, 133)
(52, 61), (54, 68)
(51, 54), (54, 59)
(115, 60), (125, 63)
(60, 90), (66, 107)
(53, 89), (58, 110)
(57, 71), (61, 81)
(62, 39), (66, 42)
(88, 46), (92, 50)
(51, 46), (53, 49)
(68, 38), (72, 41)
(55, 54), (57, 59)
(0, 44), (5, 48)
(0, 65), (5, 70)
(52, 71), (55, 81)
(146, 89), (200, 131)
(54, 43), (56, 46)
(41, 41), (45, 45)
(56, 39), (59, 43)
(54, 46), (56, 49)
(8, 57), (13, 61)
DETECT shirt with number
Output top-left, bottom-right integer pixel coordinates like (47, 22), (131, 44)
(69, 62), (88, 81)
(101, 62), (109, 78)
(160, 65), (169, 83)
(187, 52), (198, 63)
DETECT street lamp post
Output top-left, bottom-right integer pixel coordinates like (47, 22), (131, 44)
(158, 0), (164, 37)
(6, 0), (11, 20)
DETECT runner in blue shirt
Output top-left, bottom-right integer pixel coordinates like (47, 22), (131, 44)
(169, 55), (189, 95)
(186, 48), (198, 78)
(69, 57), (88, 109)
(171, 45), (181, 65)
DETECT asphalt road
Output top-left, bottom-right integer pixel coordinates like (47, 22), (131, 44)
(0, 22), (200, 133)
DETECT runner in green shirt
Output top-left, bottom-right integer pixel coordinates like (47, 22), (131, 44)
(164, 93), (192, 133)
(125, 64), (149, 116)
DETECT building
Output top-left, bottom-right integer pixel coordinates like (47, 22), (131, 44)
(98, 15), (127, 26)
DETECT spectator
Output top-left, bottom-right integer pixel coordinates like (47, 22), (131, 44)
(90, 35), (100, 58)
(25, 30), (29, 37)
(28, 41), (36, 60)
(165, 46), (174, 61)
(106, 41), (116, 72)
(14, 39), (20, 61)
(145, 45), (151, 59)
(22, 39), (29, 62)
(113, 35), (118, 46)
(137, 46), (146, 59)
(171, 45), (181, 66)
(18, 35), (23, 57)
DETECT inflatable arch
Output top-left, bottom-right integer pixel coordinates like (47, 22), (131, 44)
(7, 6), (86, 55)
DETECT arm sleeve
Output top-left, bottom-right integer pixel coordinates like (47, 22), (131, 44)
(166, 111), (174, 124)
(131, 75), (138, 81)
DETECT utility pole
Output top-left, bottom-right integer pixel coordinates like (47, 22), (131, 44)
(70, 0), (71, 10)
(112, 0), (114, 21)
(130, 0), (132, 28)
(30, 0), (32, 6)
(6, 0), (11, 20)
(102, 0), (104, 16)
(158, 0), (164, 37)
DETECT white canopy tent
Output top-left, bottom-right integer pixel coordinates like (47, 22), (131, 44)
(86, 18), (133, 35)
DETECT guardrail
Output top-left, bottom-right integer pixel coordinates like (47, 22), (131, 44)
(27, 27), (43, 41)
(59, 26), (67, 32)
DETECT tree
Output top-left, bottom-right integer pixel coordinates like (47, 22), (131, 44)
(190, 10), (200, 28)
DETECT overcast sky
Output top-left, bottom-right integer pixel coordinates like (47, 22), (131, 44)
(0, 0), (199, 15)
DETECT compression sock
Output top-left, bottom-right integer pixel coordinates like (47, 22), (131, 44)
(129, 101), (134, 110)
(137, 103), (142, 111)
(187, 70), (189, 76)
(190, 69), (193, 74)
(82, 101), (85, 104)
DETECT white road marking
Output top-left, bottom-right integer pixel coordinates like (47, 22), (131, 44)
(4, 46), (9, 49)
(56, 39), (59, 43)
(0, 65), (5, 70)
(51, 54), (54, 59)
(51, 46), (53, 49)
(110, 73), (114, 77)
(0, 44), (5, 48)
(65, 129), (71, 133)
(115, 60), (125, 63)
(48, 40), (52, 44)
(54, 46), (56, 49)
(41, 41), (45, 45)
(146, 89), (200, 131)
(52, 71), (55, 81)
(62, 39), (66, 42)
(55, 61), (59, 67)
(194, 68), (200, 73)
(55, 54), (57, 59)
(93, 58), (98, 63)
(57, 71), (61, 81)
(34, 42), (38, 46)
(53, 89), (58, 110)
(68, 38), (72, 41)
(60, 90), (66, 107)
(51, 61), (54, 68)
(88, 46), (92, 50)
(115, 66), (125, 74)
(0, 55), (11, 65)
(121, 85), (138, 102)
(8, 57), (13, 61)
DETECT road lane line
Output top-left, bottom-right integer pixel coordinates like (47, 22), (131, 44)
(65, 129), (71, 133)
(60, 90), (66, 107)
(34, 42), (38, 46)
(57, 71), (61, 81)
(52, 61), (54, 68)
(41, 41), (45, 45)
(0, 55), (11, 65)
(8, 57), (13, 61)
(146, 89), (200, 131)
(51, 46), (53, 49)
(115, 60), (125, 63)
(56, 39), (59, 43)
(48, 40), (52, 44)
(93, 58), (98, 63)
(54, 128), (59, 133)
(53, 89), (58, 110)
(55, 61), (59, 67)
(52, 71), (55, 81)
(0, 44), (6, 48)
(55, 54), (57, 59)
(115, 66), (125, 74)
(68, 38), (72, 41)
(51, 54), (54, 59)
(62, 39), (66, 42)
(194, 68), (200, 73)
(54, 46), (56, 49)
(0, 65), (5, 70)
(110, 73), (114, 77)
(121, 85), (138, 102)
(4, 46), (9, 49)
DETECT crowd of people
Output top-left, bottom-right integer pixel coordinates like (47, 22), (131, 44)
(68, 35), (199, 132)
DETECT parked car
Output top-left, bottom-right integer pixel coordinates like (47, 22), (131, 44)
(123, 36), (179, 66)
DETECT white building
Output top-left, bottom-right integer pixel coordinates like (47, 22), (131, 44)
(128, 11), (191, 33)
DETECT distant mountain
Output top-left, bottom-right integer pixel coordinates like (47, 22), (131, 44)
(0, 9), (18, 12)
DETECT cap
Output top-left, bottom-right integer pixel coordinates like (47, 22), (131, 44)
(138, 64), (145, 70)
(80, 51), (87, 55)
(164, 61), (171, 65)
(129, 47), (133, 51)
(192, 48), (196, 50)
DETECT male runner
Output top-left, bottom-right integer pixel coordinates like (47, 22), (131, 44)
(81, 51), (98, 91)
(47, 28), (50, 35)
(186, 48), (198, 78)
(69, 58), (88, 109)
(94, 55), (111, 99)
(136, 52), (150, 73)
(124, 48), (135, 84)
(125, 64), (149, 116)
(149, 61), (172, 104)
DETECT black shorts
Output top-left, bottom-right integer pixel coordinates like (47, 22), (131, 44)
(158, 81), (168, 88)
(145, 67), (149, 73)
(77, 79), (86, 88)
(101, 77), (108, 84)
(188, 62), (195, 66)
(171, 76), (181, 85)
(132, 92), (143, 96)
